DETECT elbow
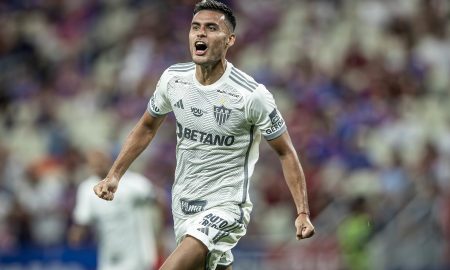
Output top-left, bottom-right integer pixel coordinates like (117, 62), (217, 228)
(278, 147), (298, 161)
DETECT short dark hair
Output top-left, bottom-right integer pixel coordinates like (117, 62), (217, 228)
(193, 0), (236, 32)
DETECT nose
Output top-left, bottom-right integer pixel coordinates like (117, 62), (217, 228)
(197, 26), (206, 37)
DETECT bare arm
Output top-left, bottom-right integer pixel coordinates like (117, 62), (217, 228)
(94, 112), (166, 201)
(267, 131), (315, 239)
(109, 112), (166, 180)
(68, 224), (89, 247)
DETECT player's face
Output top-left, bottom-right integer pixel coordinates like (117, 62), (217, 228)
(189, 10), (235, 65)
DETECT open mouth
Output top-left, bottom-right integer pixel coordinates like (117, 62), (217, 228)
(194, 41), (208, 56)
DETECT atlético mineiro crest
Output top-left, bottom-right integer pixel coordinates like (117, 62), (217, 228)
(213, 105), (232, 126)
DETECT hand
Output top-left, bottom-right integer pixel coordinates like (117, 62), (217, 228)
(93, 176), (119, 201)
(295, 213), (315, 240)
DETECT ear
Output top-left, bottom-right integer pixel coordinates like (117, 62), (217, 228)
(226, 34), (236, 47)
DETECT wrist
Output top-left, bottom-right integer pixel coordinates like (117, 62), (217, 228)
(108, 170), (121, 178)
(298, 211), (310, 216)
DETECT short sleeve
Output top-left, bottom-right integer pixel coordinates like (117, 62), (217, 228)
(73, 181), (94, 225)
(246, 85), (287, 140)
(147, 69), (173, 117)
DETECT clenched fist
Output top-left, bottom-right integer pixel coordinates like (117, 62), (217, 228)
(295, 213), (315, 240)
(93, 176), (120, 201)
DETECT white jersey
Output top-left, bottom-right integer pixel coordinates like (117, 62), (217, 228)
(148, 61), (286, 219)
(73, 172), (158, 270)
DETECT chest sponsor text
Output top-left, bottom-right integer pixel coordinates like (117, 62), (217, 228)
(176, 122), (235, 146)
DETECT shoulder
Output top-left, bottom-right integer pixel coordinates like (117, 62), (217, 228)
(167, 62), (196, 73)
(123, 171), (148, 181)
(122, 171), (153, 191)
(76, 177), (99, 198)
(228, 65), (262, 94)
(157, 62), (195, 86)
(78, 177), (98, 191)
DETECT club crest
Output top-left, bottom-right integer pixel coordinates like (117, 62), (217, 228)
(213, 105), (232, 126)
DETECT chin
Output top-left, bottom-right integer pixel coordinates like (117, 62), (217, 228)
(192, 56), (207, 64)
(191, 58), (201, 64)
(192, 60), (210, 67)
(192, 56), (221, 67)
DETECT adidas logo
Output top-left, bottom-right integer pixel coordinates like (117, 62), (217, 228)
(174, 99), (184, 109)
(197, 227), (209, 236)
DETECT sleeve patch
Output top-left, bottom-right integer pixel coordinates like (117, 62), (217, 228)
(266, 108), (285, 135)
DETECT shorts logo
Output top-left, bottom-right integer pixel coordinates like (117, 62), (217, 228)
(213, 105), (231, 126)
(200, 213), (230, 229)
(180, 199), (207, 214)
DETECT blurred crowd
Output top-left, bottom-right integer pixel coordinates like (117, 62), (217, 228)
(0, 0), (449, 269)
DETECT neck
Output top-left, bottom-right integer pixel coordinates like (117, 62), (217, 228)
(195, 59), (227, 85)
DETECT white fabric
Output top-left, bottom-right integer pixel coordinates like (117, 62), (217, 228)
(173, 204), (251, 270)
(73, 172), (157, 270)
(147, 61), (287, 219)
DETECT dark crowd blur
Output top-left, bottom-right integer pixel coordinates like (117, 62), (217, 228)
(0, 0), (449, 269)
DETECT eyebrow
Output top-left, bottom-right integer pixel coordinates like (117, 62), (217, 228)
(191, 21), (219, 27)
(191, 21), (232, 34)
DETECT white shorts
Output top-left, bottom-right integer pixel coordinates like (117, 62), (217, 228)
(173, 204), (251, 270)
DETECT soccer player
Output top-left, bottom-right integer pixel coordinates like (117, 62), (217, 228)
(94, 1), (315, 269)
(69, 150), (163, 270)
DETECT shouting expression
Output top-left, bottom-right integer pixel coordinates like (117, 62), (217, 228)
(189, 10), (235, 65)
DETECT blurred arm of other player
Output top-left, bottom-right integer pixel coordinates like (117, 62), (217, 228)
(68, 223), (89, 247)
(93, 113), (166, 201)
(267, 131), (315, 240)
(147, 184), (169, 268)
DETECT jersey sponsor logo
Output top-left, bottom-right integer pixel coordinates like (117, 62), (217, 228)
(174, 79), (190, 85)
(266, 108), (285, 135)
(180, 199), (206, 214)
(213, 105), (231, 126)
(150, 96), (160, 113)
(216, 89), (240, 99)
(174, 99), (184, 109)
(191, 107), (205, 117)
(176, 122), (235, 146)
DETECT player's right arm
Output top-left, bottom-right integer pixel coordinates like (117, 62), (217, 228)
(94, 112), (166, 201)
(94, 69), (173, 201)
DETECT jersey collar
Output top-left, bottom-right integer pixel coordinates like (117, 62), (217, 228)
(192, 61), (233, 91)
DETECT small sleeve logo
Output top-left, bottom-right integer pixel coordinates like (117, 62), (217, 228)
(266, 108), (285, 134)
(150, 96), (160, 113)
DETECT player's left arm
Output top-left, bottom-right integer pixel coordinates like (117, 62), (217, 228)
(267, 131), (315, 240)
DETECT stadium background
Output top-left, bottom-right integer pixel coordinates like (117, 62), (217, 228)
(0, 0), (449, 269)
